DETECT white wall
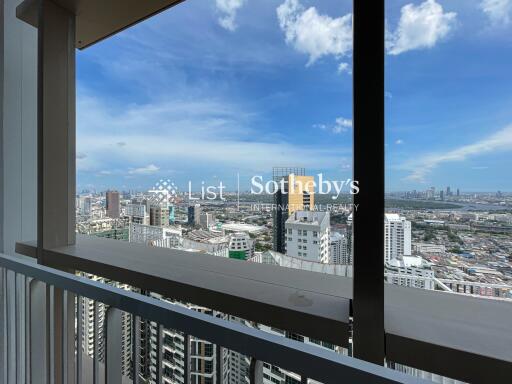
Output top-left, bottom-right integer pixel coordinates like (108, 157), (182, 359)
(1, 0), (37, 255)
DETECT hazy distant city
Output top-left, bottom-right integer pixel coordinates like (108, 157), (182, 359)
(77, 176), (512, 302)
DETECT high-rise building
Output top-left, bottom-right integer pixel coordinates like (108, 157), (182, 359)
(329, 231), (352, 264)
(285, 211), (330, 262)
(446, 186), (451, 196)
(199, 212), (214, 229)
(457, 188), (460, 196)
(384, 213), (412, 262)
(440, 190), (444, 201)
(78, 195), (92, 215)
(150, 205), (170, 227)
(188, 204), (202, 226)
(138, 294), (234, 384)
(169, 205), (175, 224)
(272, 168), (315, 253)
(228, 232), (254, 260)
(129, 223), (182, 248)
(79, 274), (133, 378)
(188, 206), (195, 225)
(106, 190), (120, 218)
(125, 203), (149, 224)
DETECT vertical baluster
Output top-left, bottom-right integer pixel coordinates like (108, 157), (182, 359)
(16, 273), (26, 384)
(132, 316), (141, 384)
(1, 268), (7, 384)
(156, 325), (163, 384)
(49, 286), (55, 384)
(62, 290), (76, 384)
(184, 334), (190, 384)
(249, 358), (263, 384)
(49, 285), (76, 384)
(76, 296), (83, 384)
(7, 270), (17, 384)
(216, 345), (223, 383)
(25, 277), (32, 384)
(105, 307), (123, 384)
(93, 301), (100, 384)
(30, 280), (50, 384)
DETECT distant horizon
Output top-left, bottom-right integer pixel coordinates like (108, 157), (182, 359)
(77, 187), (512, 195)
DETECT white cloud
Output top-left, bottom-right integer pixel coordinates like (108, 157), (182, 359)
(387, 0), (457, 55)
(337, 62), (351, 75)
(77, 94), (349, 175)
(315, 117), (352, 134)
(480, 0), (512, 26)
(216, 0), (247, 31)
(128, 164), (160, 175)
(277, 0), (352, 65)
(333, 117), (352, 133)
(395, 139), (404, 145)
(404, 124), (512, 182)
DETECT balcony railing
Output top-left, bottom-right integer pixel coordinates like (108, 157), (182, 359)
(2, 236), (512, 383)
(0, 252), (426, 384)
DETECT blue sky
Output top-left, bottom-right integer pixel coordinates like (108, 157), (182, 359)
(76, 0), (512, 193)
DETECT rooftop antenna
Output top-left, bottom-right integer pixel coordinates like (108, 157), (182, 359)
(237, 172), (240, 212)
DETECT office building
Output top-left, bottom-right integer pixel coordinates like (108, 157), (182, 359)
(385, 256), (435, 290)
(228, 232), (254, 260)
(285, 211), (330, 263)
(199, 212), (214, 229)
(272, 167), (315, 253)
(129, 223), (182, 248)
(384, 213), (412, 262)
(78, 195), (92, 215)
(188, 204), (202, 226)
(106, 190), (120, 218)
(329, 231), (352, 264)
(182, 230), (229, 258)
(125, 203), (149, 225)
(150, 205), (170, 227)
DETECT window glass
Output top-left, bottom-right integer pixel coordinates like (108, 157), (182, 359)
(386, 0), (512, 380)
(76, 1), (353, 383)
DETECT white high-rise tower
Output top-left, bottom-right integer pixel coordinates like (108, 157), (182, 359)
(384, 213), (411, 262)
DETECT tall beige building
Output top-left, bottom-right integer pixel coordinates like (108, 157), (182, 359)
(287, 175), (315, 215)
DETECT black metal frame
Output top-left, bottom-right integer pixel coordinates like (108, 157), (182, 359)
(352, 0), (385, 365)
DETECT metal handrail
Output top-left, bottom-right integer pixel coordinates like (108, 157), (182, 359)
(0, 253), (425, 384)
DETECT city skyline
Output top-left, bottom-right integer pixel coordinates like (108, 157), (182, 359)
(76, 0), (512, 192)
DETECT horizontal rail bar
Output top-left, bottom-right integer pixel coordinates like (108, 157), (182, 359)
(0, 253), (424, 384)
(16, 237), (351, 348)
